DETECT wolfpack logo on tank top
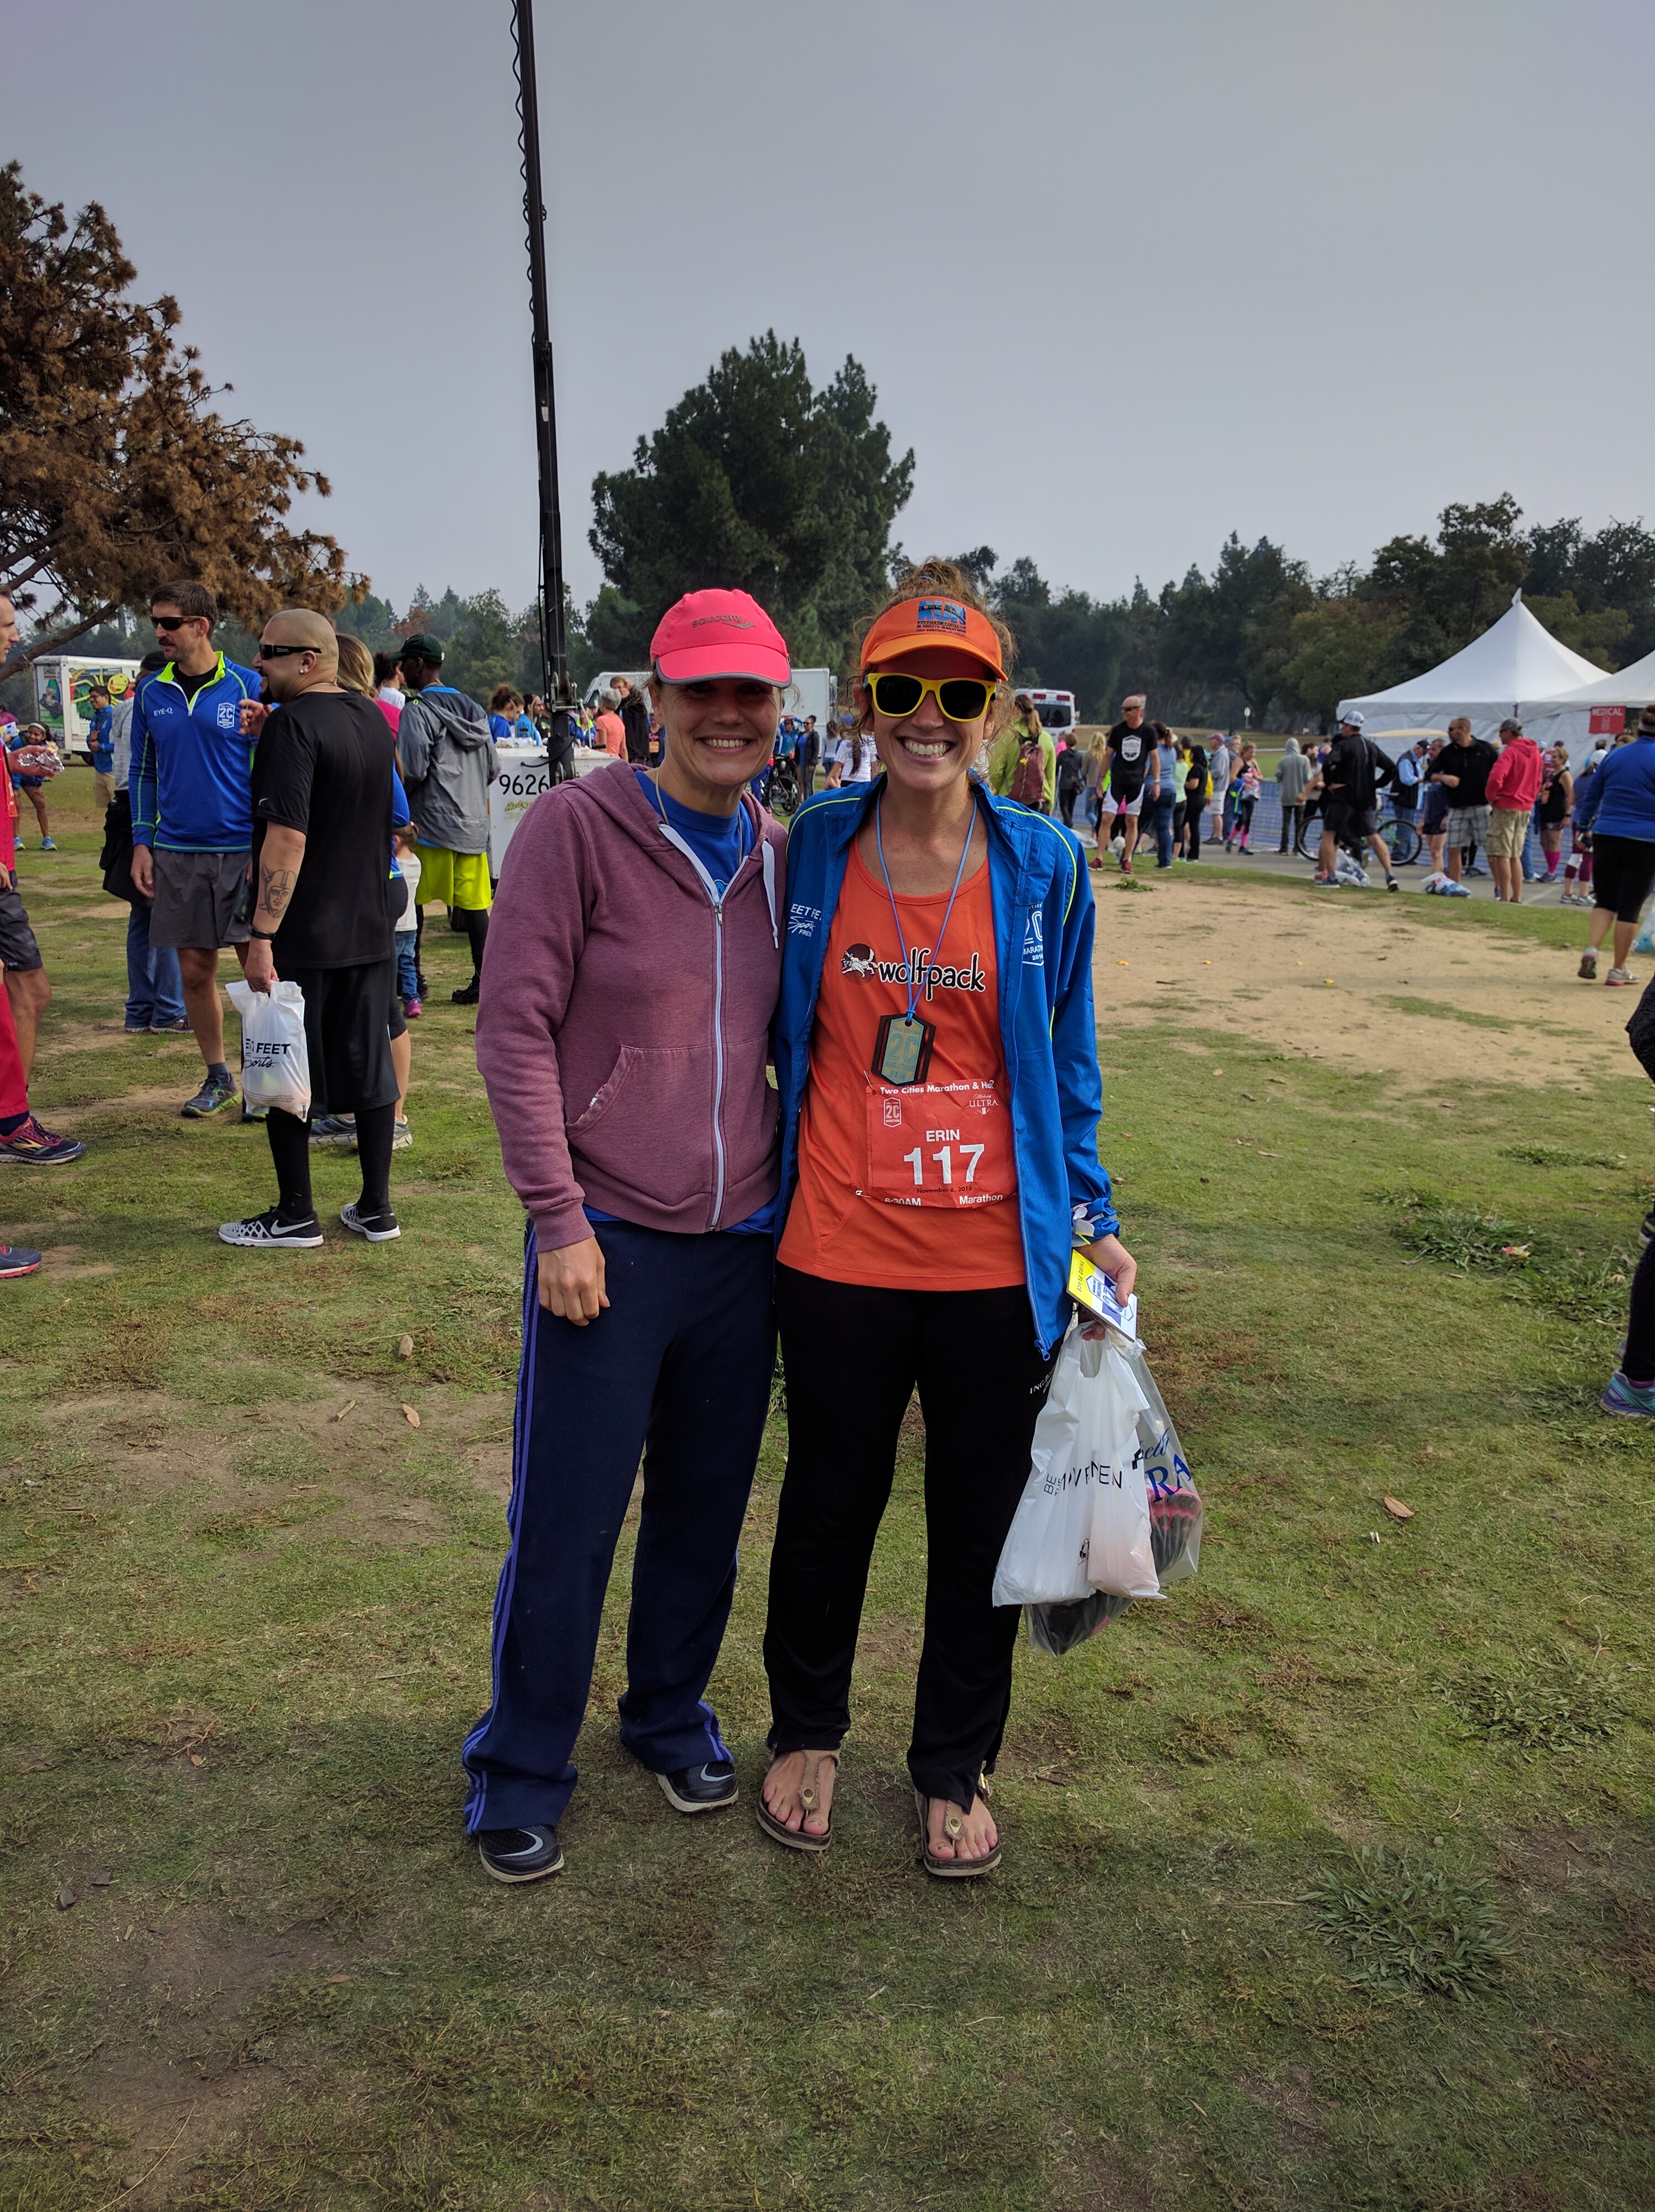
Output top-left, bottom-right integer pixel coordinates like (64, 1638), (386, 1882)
(839, 941), (987, 999)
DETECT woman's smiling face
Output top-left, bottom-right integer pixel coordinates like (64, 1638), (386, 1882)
(860, 647), (997, 798)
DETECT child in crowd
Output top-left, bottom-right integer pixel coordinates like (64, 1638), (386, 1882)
(395, 825), (424, 1018)
(1225, 743), (1262, 851)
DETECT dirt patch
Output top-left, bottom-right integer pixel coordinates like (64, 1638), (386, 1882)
(38, 1244), (118, 1280)
(74, 1912), (335, 2207)
(33, 1384), (513, 1550)
(1092, 875), (1625, 1091)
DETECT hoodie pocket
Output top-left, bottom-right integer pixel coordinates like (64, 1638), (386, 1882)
(566, 1044), (707, 1211)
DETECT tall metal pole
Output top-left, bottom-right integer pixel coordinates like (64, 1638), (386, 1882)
(512, 0), (574, 767)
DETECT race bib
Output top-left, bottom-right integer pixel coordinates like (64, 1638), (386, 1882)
(864, 1078), (1015, 1208)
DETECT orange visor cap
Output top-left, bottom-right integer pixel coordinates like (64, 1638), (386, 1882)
(860, 596), (1006, 680)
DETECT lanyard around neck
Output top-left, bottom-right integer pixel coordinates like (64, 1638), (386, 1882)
(873, 788), (976, 1026)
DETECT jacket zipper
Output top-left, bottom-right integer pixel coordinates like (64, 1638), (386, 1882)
(709, 900), (728, 1226)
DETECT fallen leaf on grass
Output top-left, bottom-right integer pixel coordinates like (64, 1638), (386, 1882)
(1382, 1495), (1415, 1522)
(188, 1754), (204, 1767)
(402, 1405), (421, 1429)
(55, 1887), (75, 1911)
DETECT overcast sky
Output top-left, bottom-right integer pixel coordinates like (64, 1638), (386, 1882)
(11, 1), (1654, 625)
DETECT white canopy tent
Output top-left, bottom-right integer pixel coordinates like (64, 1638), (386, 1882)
(1337, 593), (1605, 755)
(1522, 645), (1655, 761)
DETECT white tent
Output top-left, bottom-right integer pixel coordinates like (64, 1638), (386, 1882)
(1522, 644), (1655, 760)
(1337, 592), (1605, 753)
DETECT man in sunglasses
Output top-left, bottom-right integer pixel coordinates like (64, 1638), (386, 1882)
(130, 581), (262, 1118)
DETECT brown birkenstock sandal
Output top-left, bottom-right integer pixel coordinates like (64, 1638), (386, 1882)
(757, 1750), (838, 1854)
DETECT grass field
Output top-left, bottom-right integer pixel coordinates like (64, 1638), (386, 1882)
(2, 772), (1652, 2211)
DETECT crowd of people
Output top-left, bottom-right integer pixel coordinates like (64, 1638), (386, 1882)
(5, 556), (1655, 1886)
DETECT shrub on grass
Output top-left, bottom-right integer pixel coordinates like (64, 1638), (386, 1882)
(1308, 1846), (1507, 2001)
(1499, 1142), (1626, 1170)
(1446, 1655), (1625, 1756)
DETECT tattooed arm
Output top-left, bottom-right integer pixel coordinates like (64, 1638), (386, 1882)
(243, 826), (307, 992)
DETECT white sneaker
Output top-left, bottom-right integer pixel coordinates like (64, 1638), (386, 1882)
(218, 1206), (324, 1249)
(1606, 967), (1638, 988)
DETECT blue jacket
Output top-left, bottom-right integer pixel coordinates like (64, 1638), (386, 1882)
(776, 781), (1115, 1356)
(131, 653), (261, 851)
(1579, 734), (1655, 842)
(89, 705), (115, 773)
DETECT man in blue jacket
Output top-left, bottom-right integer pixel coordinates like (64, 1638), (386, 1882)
(1576, 711), (1655, 985)
(129, 581), (261, 1117)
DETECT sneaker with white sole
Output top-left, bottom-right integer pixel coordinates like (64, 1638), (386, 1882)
(1607, 967), (1638, 987)
(655, 1759), (739, 1814)
(218, 1206), (324, 1249)
(309, 1113), (357, 1148)
(0, 1115), (87, 1166)
(477, 1825), (564, 1884)
(339, 1201), (400, 1242)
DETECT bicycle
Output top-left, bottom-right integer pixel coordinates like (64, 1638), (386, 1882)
(1294, 801), (1419, 868)
(767, 755), (803, 816)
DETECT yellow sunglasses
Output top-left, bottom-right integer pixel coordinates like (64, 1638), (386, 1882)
(865, 672), (997, 724)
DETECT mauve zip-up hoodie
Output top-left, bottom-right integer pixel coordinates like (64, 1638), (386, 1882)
(475, 759), (786, 1250)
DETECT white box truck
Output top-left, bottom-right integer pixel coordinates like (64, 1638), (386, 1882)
(32, 655), (142, 761)
(585, 666), (837, 727)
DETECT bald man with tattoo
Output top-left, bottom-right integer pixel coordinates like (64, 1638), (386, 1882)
(220, 611), (407, 1248)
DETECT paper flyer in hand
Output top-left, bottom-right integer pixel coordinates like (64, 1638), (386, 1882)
(1067, 1248), (1137, 1340)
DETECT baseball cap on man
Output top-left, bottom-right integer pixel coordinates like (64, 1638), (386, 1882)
(650, 589), (789, 686)
(398, 633), (445, 665)
(1339, 709), (1365, 728)
(860, 594), (1006, 679)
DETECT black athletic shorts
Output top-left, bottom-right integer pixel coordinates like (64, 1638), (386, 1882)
(285, 958), (399, 1119)
(0, 884), (43, 972)
(1588, 833), (1655, 925)
(1324, 802), (1376, 844)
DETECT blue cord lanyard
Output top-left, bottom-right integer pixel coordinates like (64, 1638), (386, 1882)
(873, 787), (976, 1027)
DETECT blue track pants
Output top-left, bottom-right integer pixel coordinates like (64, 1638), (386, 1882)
(461, 1218), (774, 1833)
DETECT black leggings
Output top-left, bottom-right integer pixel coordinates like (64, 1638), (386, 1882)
(267, 1104), (395, 1224)
(1623, 1237), (1655, 1383)
(764, 1267), (1055, 1812)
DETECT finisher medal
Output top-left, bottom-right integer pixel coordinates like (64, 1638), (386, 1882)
(873, 1011), (935, 1086)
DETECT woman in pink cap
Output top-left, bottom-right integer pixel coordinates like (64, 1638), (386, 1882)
(462, 589), (790, 1885)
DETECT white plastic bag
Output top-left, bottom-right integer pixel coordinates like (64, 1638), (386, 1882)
(1084, 1341), (1160, 1601)
(993, 1321), (1157, 1606)
(1333, 851), (1369, 886)
(1115, 1335), (1203, 1585)
(226, 979), (311, 1119)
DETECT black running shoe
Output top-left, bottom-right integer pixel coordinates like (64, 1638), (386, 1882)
(477, 1825), (563, 1884)
(182, 1073), (238, 1118)
(217, 1207), (324, 1249)
(657, 1759), (739, 1814)
(451, 979), (480, 1006)
(339, 1201), (400, 1243)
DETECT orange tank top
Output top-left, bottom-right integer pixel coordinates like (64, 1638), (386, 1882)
(778, 837), (1026, 1291)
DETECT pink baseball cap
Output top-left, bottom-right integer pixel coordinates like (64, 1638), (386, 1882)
(649, 588), (790, 686)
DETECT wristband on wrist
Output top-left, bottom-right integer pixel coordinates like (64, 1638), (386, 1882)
(248, 927), (277, 941)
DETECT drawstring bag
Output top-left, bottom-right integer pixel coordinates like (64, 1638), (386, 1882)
(226, 980), (311, 1120)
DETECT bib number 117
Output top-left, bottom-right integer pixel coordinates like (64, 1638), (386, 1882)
(902, 1142), (986, 1190)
